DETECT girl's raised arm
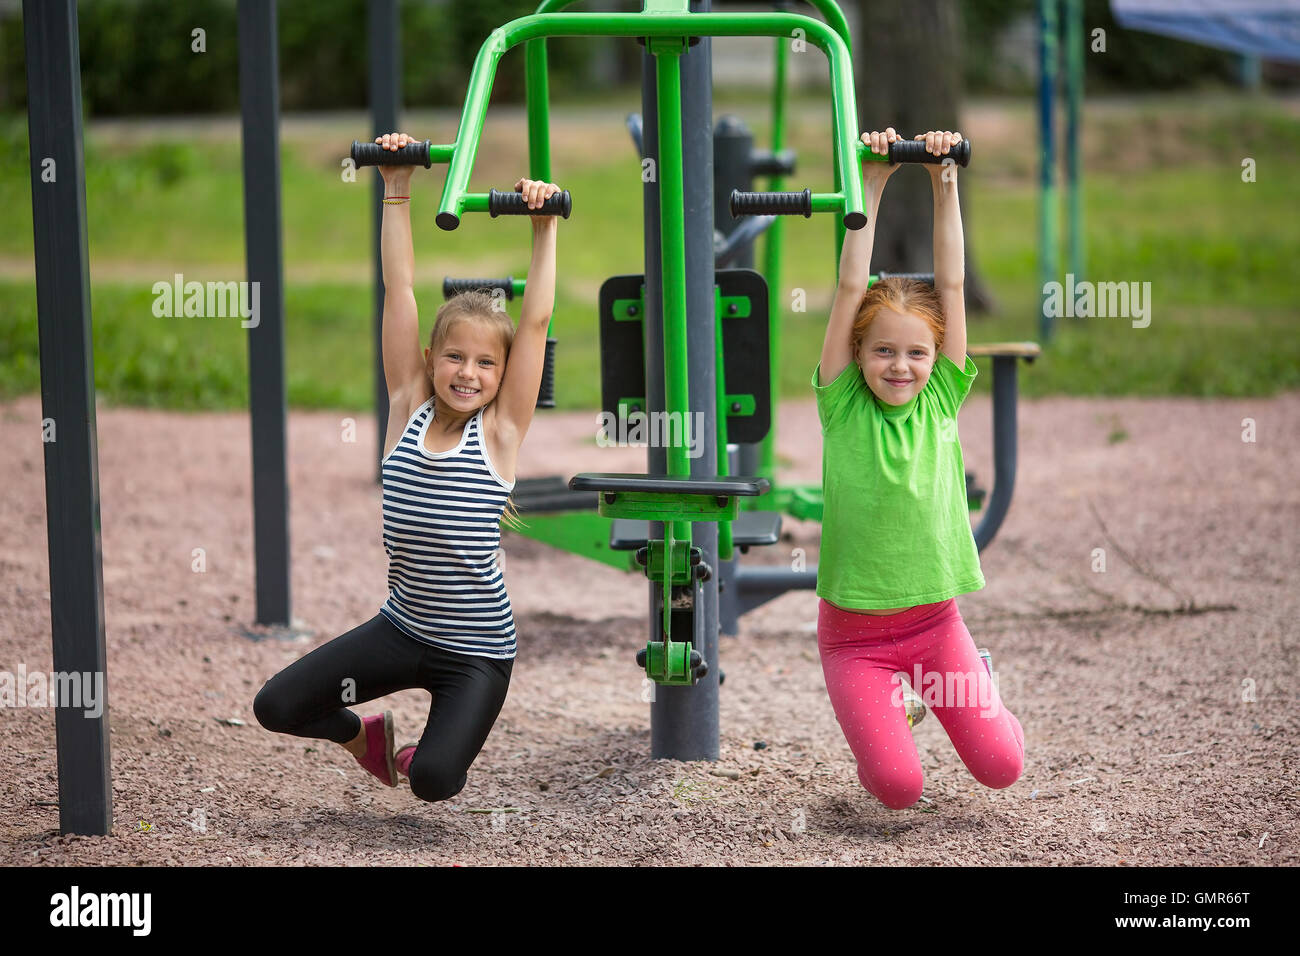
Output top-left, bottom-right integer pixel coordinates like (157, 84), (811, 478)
(819, 129), (899, 385)
(376, 133), (427, 402)
(920, 130), (967, 365)
(492, 179), (560, 442)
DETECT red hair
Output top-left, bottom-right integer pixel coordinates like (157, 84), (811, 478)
(850, 277), (945, 359)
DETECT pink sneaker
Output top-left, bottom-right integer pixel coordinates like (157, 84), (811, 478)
(395, 743), (417, 780)
(354, 712), (397, 787)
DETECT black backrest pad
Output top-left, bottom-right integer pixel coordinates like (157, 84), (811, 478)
(597, 269), (771, 444)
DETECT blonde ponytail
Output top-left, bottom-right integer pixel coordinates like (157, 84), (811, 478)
(501, 494), (527, 532)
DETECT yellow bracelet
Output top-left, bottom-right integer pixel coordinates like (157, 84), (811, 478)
(383, 197), (410, 205)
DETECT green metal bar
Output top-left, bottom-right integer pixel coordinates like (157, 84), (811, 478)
(506, 513), (637, 571)
(1064, 0), (1084, 294)
(651, 38), (691, 556)
(595, 490), (740, 522)
(757, 32), (790, 490)
(436, 13), (863, 232)
(654, 42), (690, 483)
(832, 96), (846, 277)
(805, 0), (851, 51)
(524, 39), (557, 342)
(532, 0), (853, 50)
(526, 40), (551, 182)
(810, 192), (849, 213)
(1037, 0), (1059, 343)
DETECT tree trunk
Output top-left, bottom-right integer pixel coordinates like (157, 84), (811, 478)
(853, 0), (997, 312)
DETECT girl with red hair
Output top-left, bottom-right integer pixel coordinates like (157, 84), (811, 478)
(812, 128), (1025, 810)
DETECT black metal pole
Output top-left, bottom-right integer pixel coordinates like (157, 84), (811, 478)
(238, 0), (290, 626)
(734, 564), (816, 618)
(23, 0), (113, 836)
(646, 1), (719, 761)
(370, 0), (400, 480)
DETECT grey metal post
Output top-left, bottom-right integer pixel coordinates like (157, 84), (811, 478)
(713, 115), (755, 266)
(23, 0), (113, 836)
(645, 1), (719, 761)
(370, 0), (400, 480)
(973, 357), (1019, 551)
(238, 0), (290, 625)
(711, 115), (760, 475)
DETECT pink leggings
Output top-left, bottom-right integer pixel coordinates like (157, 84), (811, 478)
(818, 597), (1025, 809)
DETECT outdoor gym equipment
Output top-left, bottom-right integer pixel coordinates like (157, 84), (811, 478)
(359, 0), (1038, 762)
(23, 0), (1043, 831)
(390, 3), (1040, 759)
(352, 139), (576, 223)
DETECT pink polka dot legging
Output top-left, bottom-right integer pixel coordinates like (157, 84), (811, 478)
(818, 597), (1025, 809)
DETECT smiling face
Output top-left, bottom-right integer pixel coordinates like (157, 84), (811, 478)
(424, 318), (506, 413)
(857, 307), (937, 406)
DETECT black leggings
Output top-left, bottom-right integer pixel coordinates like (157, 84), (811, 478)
(252, 613), (513, 803)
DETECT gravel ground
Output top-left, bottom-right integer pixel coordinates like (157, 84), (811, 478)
(1, 389), (1296, 866)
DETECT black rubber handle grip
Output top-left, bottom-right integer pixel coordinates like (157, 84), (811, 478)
(750, 149), (797, 177)
(350, 140), (432, 168)
(877, 271), (935, 285)
(887, 138), (971, 167)
(487, 188), (572, 218)
(442, 277), (517, 300)
(536, 337), (557, 409)
(728, 188), (811, 218)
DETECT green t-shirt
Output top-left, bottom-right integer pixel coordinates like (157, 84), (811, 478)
(811, 352), (985, 609)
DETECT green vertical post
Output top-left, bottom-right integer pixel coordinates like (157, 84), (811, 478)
(1038, 0), (1059, 342)
(525, 38), (557, 345)
(758, 34), (789, 486)
(526, 38), (550, 181)
(654, 47), (690, 479)
(1064, 0), (1084, 301)
(832, 107), (846, 271)
(653, 39), (690, 553)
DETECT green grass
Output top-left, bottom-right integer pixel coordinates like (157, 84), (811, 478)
(1, 93), (1298, 411)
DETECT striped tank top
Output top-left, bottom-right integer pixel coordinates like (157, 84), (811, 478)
(378, 398), (517, 659)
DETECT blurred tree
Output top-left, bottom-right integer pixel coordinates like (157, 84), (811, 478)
(443, 0), (591, 102)
(854, 0), (996, 312)
(76, 0), (240, 115)
(0, 0), (1259, 114)
(0, 0), (591, 115)
(961, 0), (1036, 92)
